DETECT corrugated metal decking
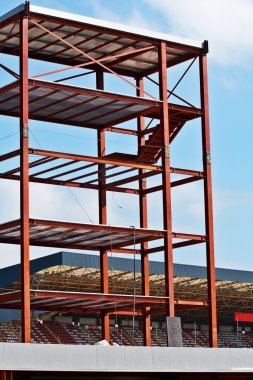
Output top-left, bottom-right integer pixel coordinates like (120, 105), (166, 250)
(0, 79), (203, 129)
(0, 219), (205, 251)
(0, 289), (173, 313)
(0, 79), (161, 127)
(0, 4), (205, 77)
(0, 219), (166, 250)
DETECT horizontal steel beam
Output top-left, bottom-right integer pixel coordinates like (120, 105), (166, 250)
(29, 148), (163, 172)
(1, 173), (139, 195)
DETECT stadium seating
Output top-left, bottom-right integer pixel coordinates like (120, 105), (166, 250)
(44, 321), (76, 344)
(44, 322), (103, 345)
(182, 330), (196, 347)
(186, 329), (209, 347)
(0, 320), (19, 342)
(110, 326), (131, 345)
(151, 327), (167, 346)
(219, 332), (253, 348)
(31, 321), (57, 344)
(124, 326), (143, 345)
(0, 319), (253, 348)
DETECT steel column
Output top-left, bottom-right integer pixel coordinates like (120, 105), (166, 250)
(137, 77), (151, 346)
(97, 69), (110, 342)
(199, 54), (217, 348)
(20, 12), (30, 343)
(0, 371), (12, 380)
(159, 42), (175, 319)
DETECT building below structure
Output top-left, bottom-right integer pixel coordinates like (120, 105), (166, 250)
(0, 252), (252, 349)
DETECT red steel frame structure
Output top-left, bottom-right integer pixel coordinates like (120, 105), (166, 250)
(0, 2), (217, 347)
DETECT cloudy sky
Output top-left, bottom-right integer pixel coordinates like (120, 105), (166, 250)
(0, 0), (253, 271)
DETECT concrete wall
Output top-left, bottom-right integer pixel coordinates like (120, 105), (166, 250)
(0, 344), (252, 373)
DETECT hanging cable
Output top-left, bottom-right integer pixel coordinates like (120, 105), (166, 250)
(54, 70), (95, 83)
(109, 224), (119, 341)
(112, 191), (123, 209)
(29, 129), (94, 224)
(130, 225), (137, 343)
(66, 188), (94, 224)
(0, 132), (18, 142)
(0, 63), (19, 79)
(111, 167), (123, 210)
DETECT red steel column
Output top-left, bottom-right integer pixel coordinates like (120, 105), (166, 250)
(136, 78), (151, 346)
(1, 372), (12, 380)
(158, 42), (175, 318)
(199, 54), (217, 348)
(0, 371), (6, 380)
(97, 69), (110, 342)
(20, 13), (30, 343)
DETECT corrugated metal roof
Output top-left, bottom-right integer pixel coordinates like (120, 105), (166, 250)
(0, 218), (165, 251)
(0, 3), (205, 76)
(0, 3), (203, 49)
(0, 251), (252, 289)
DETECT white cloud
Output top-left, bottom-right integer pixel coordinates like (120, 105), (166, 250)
(144, 0), (253, 67)
(0, 180), (98, 267)
(213, 188), (238, 215)
(119, 9), (160, 32)
(0, 180), (19, 221)
(0, 180), (98, 223)
(84, 1), (118, 23)
(86, 0), (253, 67)
(219, 76), (236, 91)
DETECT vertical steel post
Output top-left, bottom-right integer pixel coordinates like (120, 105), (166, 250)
(0, 371), (6, 380)
(20, 12), (30, 343)
(136, 77), (151, 346)
(199, 54), (217, 348)
(97, 69), (110, 342)
(2, 372), (12, 380)
(158, 42), (175, 320)
(0, 371), (11, 380)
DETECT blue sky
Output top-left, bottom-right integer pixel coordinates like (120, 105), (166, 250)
(0, 0), (253, 271)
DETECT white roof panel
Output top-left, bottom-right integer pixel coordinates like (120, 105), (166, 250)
(29, 4), (203, 49)
(0, 3), (203, 49)
(0, 3), (205, 76)
(0, 4), (25, 23)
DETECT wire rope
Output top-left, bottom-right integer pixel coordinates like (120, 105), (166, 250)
(29, 129), (94, 224)
(109, 224), (119, 342)
(131, 225), (137, 343)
